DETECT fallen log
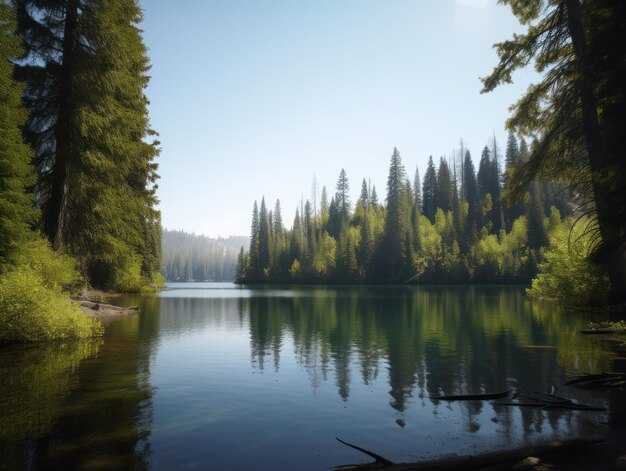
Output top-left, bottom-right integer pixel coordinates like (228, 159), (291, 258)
(335, 439), (606, 470)
(430, 389), (512, 401)
(564, 372), (626, 387)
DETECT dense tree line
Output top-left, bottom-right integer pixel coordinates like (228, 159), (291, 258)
(162, 229), (240, 282)
(237, 136), (571, 284)
(0, 0), (161, 292)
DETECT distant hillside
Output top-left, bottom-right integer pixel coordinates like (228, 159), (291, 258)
(162, 229), (248, 282)
(217, 235), (249, 252)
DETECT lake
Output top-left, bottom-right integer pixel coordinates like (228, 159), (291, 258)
(1, 283), (623, 470)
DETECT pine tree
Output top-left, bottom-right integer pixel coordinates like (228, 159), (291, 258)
(382, 148), (411, 281)
(413, 165), (421, 211)
(358, 179), (369, 208)
(258, 197), (270, 273)
(0, 2), (37, 265)
(320, 186), (329, 228)
(249, 201), (260, 276)
(235, 247), (245, 282)
(17, 0), (161, 288)
(335, 168), (351, 223)
(422, 156), (437, 222)
(503, 132), (524, 229)
(463, 150), (480, 244)
(370, 185), (379, 207)
(436, 157), (453, 212)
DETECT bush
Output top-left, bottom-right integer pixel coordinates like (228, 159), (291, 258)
(527, 219), (609, 306)
(9, 238), (83, 293)
(0, 237), (102, 345)
(0, 268), (102, 344)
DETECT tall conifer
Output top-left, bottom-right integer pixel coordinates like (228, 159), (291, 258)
(0, 3), (36, 265)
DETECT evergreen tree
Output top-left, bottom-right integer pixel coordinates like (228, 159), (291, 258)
(436, 157), (453, 212)
(249, 201), (260, 275)
(0, 2), (36, 265)
(320, 186), (329, 227)
(382, 148), (411, 281)
(463, 151), (480, 243)
(290, 208), (303, 261)
(370, 185), (379, 207)
(422, 156), (437, 221)
(503, 132), (524, 229)
(17, 0), (161, 288)
(413, 165), (421, 210)
(258, 197), (270, 273)
(235, 247), (245, 282)
(358, 179), (369, 208)
(335, 168), (351, 223)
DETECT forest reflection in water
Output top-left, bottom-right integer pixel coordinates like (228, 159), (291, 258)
(0, 285), (620, 470)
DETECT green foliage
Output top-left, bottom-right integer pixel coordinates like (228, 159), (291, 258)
(239, 146), (575, 286)
(17, 0), (161, 291)
(0, 2), (37, 266)
(528, 218), (609, 306)
(0, 267), (102, 344)
(587, 320), (626, 333)
(0, 340), (101, 440)
(10, 238), (83, 293)
(483, 0), (626, 303)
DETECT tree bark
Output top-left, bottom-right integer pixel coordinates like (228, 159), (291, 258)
(49, 0), (79, 251)
(564, 0), (626, 305)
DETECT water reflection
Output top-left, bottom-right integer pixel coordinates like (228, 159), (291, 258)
(0, 285), (619, 470)
(241, 286), (610, 435)
(0, 296), (160, 470)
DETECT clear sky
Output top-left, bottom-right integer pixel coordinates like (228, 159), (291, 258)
(141, 0), (537, 238)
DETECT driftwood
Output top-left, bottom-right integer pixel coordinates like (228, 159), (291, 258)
(335, 439), (605, 470)
(564, 372), (626, 388)
(580, 329), (617, 335)
(336, 438), (394, 467)
(430, 389), (512, 401)
(493, 391), (607, 412)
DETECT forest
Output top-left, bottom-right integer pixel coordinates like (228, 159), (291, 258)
(161, 230), (243, 282)
(237, 0), (626, 309)
(237, 135), (582, 287)
(0, 0), (161, 343)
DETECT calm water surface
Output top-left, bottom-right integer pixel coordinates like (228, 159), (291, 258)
(1, 284), (623, 470)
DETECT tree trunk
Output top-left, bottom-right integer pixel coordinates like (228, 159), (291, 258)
(50, 0), (79, 251)
(564, 0), (626, 305)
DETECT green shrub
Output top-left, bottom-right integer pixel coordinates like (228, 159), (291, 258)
(527, 219), (608, 306)
(9, 238), (83, 293)
(0, 268), (102, 344)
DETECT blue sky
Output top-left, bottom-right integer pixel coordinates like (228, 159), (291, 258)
(142, 0), (537, 237)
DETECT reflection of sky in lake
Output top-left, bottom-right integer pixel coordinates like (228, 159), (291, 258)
(0, 285), (614, 470)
